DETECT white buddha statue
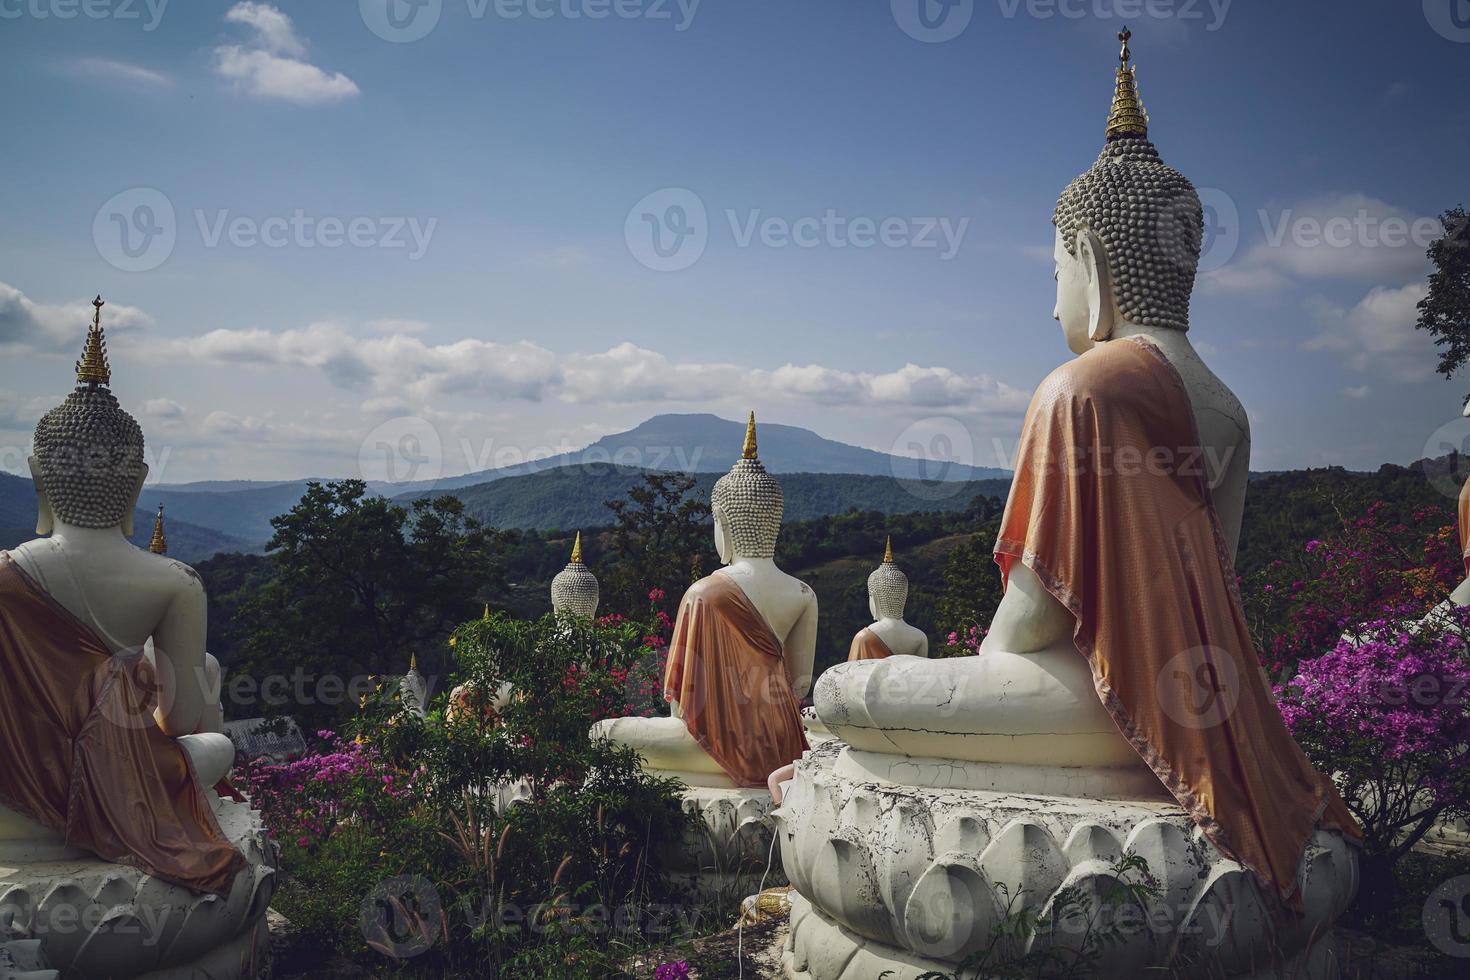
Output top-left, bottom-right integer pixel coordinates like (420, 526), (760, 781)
(0, 299), (275, 980)
(400, 653), (430, 719)
(446, 535), (599, 724)
(1, 300), (237, 871)
(779, 36), (1360, 979)
(847, 538), (927, 662)
(594, 414), (817, 789)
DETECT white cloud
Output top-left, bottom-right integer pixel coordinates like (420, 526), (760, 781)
(0, 284), (151, 354)
(224, 2), (307, 56)
(142, 398), (186, 420)
(213, 3), (358, 107)
(1229, 193), (1437, 284)
(67, 58), (172, 88)
(154, 324), (1029, 418)
(1343, 385), (1371, 400)
(1303, 282), (1434, 381)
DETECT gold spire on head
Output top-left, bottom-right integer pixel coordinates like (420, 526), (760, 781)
(410, 652), (418, 672)
(742, 412), (758, 460)
(76, 295), (112, 387)
(883, 536), (894, 564)
(483, 602), (491, 621)
(1105, 27), (1149, 142)
(148, 504), (167, 554)
(570, 531), (584, 564)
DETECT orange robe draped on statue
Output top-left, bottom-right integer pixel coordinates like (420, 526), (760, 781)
(0, 553), (244, 896)
(1459, 476), (1470, 575)
(847, 627), (893, 663)
(662, 573), (808, 787)
(993, 336), (1360, 904)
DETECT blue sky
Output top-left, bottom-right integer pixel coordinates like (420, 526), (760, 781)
(1, 0), (1466, 484)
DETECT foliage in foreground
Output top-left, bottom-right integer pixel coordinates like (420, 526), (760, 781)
(243, 611), (695, 977)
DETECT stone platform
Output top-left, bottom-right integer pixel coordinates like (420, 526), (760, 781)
(0, 798), (277, 980)
(775, 741), (1358, 979)
(662, 787), (786, 904)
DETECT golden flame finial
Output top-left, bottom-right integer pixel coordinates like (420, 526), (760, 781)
(483, 602), (491, 621)
(1105, 27), (1149, 142)
(76, 295), (112, 387)
(410, 652), (418, 672)
(883, 536), (894, 564)
(570, 531), (584, 564)
(148, 503), (167, 554)
(742, 411), (758, 460)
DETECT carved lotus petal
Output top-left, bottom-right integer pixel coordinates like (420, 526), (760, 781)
(71, 910), (160, 977)
(934, 811), (988, 857)
(1031, 860), (1156, 973)
(876, 799), (935, 924)
(158, 894), (225, 968)
(35, 882), (94, 969)
(901, 852), (1003, 963)
(977, 818), (1066, 913)
(1061, 821), (1122, 867)
(0, 890), (33, 936)
(808, 832), (896, 947)
(1177, 864), (1270, 973)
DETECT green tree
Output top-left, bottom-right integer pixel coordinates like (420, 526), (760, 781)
(1415, 205), (1470, 402)
(602, 472), (716, 619)
(933, 526), (1005, 654)
(234, 480), (502, 726)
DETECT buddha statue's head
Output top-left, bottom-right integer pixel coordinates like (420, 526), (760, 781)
(29, 297), (148, 536)
(1052, 29), (1203, 355)
(711, 413), (783, 563)
(868, 537), (909, 621)
(550, 532), (600, 618)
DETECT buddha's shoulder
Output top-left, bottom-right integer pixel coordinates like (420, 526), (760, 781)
(1033, 341), (1157, 408)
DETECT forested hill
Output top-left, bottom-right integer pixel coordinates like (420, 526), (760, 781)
(409, 464), (1012, 532)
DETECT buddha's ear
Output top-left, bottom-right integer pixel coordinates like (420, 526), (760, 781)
(1076, 229), (1115, 342)
(28, 456), (53, 536)
(712, 508), (732, 565)
(122, 463), (148, 538)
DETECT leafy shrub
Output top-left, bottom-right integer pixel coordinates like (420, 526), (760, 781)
(244, 610), (694, 976)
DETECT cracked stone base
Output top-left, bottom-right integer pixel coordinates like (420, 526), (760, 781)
(0, 798), (278, 980)
(781, 892), (1346, 980)
(775, 742), (1357, 980)
(662, 786), (786, 903)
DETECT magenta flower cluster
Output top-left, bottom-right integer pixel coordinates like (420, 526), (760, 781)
(1275, 609), (1470, 807)
(654, 962), (690, 980)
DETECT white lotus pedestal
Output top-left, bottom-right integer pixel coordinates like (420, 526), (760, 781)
(775, 741), (1358, 980)
(659, 786), (783, 904)
(0, 798), (277, 980)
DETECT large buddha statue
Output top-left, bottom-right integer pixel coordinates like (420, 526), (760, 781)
(0, 299), (275, 980)
(594, 414), (817, 789)
(847, 538), (927, 662)
(779, 36), (1361, 980)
